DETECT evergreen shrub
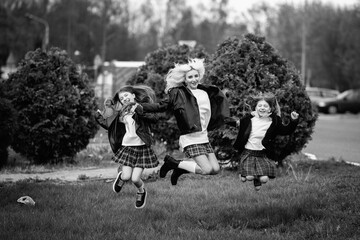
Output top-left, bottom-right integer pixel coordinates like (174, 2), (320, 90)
(128, 44), (209, 149)
(206, 34), (317, 163)
(3, 47), (99, 164)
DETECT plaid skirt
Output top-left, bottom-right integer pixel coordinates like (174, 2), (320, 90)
(239, 149), (276, 178)
(112, 145), (159, 169)
(183, 143), (214, 158)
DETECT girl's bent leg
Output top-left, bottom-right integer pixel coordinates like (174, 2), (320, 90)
(131, 167), (144, 189)
(132, 167), (146, 209)
(113, 165), (132, 193)
(246, 175), (255, 181)
(193, 155), (213, 175)
(121, 166), (133, 181)
(207, 153), (220, 174)
(260, 175), (269, 183)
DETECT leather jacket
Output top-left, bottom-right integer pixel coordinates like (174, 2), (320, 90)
(141, 84), (230, 135)
(95, 105), (158, 153)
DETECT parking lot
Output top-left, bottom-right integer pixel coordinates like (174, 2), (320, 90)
(303, 113), (360, 164)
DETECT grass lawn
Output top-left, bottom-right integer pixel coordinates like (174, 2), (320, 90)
(1, 159), (359, 240)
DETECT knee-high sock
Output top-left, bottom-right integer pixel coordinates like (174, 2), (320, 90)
(178, 161), (196, 173)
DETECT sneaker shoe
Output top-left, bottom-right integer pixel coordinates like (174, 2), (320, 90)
(253, 178), (262, 191)
(135, 188), (147, 209)
(240, 175), (247, 182)
(113, 171), (123, 193)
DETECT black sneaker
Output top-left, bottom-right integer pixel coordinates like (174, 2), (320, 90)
(113, 171), (123, 193)
(240, 175), (247, 182)
(253, 178), (262, 191)
(135, 188), (147, 209)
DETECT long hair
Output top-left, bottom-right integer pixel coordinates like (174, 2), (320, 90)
(113, 85), (156, 105)
(164, 58), (205, 93)
(246, 92), (281, 117)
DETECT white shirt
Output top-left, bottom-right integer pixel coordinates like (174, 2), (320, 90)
(121, 114), (145, 146)
(245, 116), (272, 150)
(179, 89), (211, 150)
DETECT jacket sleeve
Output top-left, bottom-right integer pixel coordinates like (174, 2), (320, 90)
(277, 117), (299, 135)
(224, 116), (239, 128)
(139, 112), (159, 124)
(141, 97), (171, 113)
(206, 85), (231, 130)
(95, 111), (109, 130)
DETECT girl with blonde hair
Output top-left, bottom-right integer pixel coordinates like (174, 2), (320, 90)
(141, 58), (230, 185)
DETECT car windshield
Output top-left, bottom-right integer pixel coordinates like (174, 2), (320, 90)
(337, 90), (351, 99)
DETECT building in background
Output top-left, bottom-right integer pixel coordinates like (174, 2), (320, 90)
(1, 52), (17, 80)
(95, 61), (145, 101)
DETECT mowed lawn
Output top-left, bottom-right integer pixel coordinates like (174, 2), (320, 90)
(1, 160), (359, 240)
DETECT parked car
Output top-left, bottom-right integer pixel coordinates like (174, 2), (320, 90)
(306, 87), (340, 106)
(316, 88), (360, 114)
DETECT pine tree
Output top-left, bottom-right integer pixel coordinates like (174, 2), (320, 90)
(3, 47), (99, 164)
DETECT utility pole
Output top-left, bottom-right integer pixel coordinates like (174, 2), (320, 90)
(301, 0), (307, 86)
(26, 13), (49, 52)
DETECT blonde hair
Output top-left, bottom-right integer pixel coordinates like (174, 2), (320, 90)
(164, 58), (205, 93)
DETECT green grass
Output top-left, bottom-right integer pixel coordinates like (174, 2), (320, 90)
(1, 159), (359, 240)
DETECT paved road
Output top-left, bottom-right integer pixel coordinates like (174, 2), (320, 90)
(303, 113), (360, 164)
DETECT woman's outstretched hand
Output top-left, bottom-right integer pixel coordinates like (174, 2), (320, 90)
(291, 111), (299, 120)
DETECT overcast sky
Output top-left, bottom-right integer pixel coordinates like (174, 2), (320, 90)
(186, 0), (359, 23)
(225, 0), (359, 10)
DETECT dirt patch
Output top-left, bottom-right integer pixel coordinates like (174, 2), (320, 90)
(0, 166), (160, 183)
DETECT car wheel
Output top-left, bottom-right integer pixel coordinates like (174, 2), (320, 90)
(328, 106), (338, 114)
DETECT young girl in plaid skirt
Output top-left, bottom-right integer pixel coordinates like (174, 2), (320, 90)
(141, 58), (230, 185)
(232, 93), (299, 191)
(108, 85), (159, 209)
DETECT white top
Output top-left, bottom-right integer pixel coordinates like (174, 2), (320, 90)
(245, 116), (272, 150)
(179, 89), (211, 150)
(121, 114), (145, 146)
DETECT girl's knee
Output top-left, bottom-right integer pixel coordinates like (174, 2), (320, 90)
(211, 166), (220, 175)
(198, 166), (212, 175)
(246, 175), (255, 181)
(131, 175), (141, 184)
(260, 175), (269, 183)
(201, 169), (212, 175)
(121, 174), (131, 182)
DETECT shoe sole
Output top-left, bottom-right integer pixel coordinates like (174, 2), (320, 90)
(254, 179), (262, 191)
(113, 171), (122, 193)
(135, 190), (147, 209)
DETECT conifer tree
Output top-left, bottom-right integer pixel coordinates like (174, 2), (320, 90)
(3, 47), (99, 164)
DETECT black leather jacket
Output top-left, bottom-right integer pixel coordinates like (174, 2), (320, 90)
(141, 84), (230, 135)
(95, 105), (158, 153)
